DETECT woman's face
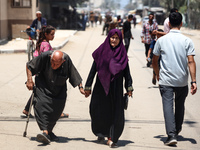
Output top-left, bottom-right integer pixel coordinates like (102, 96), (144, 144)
(110, 33), (120, 48)
(45, 30), (55, 41)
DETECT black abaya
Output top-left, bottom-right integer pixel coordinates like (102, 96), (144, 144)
(85, 61), (133, 143)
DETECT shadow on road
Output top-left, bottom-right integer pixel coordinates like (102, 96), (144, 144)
(89, 139), (134, 148)
(177, 135), (197, 144)
(154, 134), (197, 146)
(184, 120), (197, 127)
(29, 136), (134, 147)
(148, 86), (159, 89)
(30, 136), (87, 146)
(117, 140), (134, 147)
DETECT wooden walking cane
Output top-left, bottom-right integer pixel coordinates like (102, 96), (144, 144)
(23, 86), (35, 137)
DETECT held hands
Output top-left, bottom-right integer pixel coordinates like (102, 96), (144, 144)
(84, 90), (91, 98)
(79, 87), (85, 95)
(78, 84), (86, 95)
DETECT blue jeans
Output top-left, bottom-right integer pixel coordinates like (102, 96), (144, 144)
(159, 85), (188, 136)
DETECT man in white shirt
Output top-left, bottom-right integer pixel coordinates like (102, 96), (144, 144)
(152, 12), (197, 146)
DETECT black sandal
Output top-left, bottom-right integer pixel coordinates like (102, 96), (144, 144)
(36, 133), (51, 144)
(60, 113), (69, 118)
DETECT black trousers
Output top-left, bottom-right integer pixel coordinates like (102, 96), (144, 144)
(124, 38), (131, 53)
(145, 43), (151, 66)
(102, 23), (109, 35)
(159, 85), (188, 136)
(145, 43), (150, 57)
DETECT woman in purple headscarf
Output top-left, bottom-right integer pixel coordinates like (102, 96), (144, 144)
(84, 29), (133, 148)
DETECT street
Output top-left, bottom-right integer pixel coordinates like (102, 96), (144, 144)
(0, 24), (200, 150)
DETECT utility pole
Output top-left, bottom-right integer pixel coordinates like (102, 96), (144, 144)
(187, 0), (190, 28)
(148, 0), (151, 14)
(171, 0), (174, 8)
(148, 0), (150, 9)
(88, 0), (91, 13)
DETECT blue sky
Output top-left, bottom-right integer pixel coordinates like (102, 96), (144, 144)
(120, 0), (129, 8)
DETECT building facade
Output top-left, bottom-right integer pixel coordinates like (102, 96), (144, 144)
(39, 0), (85, 30)
(0, 0), (89, 41)
(0, 0), (39, 40)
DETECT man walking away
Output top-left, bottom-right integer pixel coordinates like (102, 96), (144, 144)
(152, 12), (197, 146)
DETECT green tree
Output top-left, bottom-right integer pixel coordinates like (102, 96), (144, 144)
(189, 0), (200, 29)
(159, 0), (186, 12)
(143, 0), (161, 7)
(159, 0), (200, 29)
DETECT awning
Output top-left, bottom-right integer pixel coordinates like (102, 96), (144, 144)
(128, 9), (136, 14)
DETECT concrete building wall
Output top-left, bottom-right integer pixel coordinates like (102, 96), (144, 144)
(32, 0), (37, 19)
(7, 4), (32, 20)
(0, 0), (8, 40)
(0, 0), (39, 40)
(7, 0), (37, 39)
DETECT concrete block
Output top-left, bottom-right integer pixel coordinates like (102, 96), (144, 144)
(12, 24), (29, 39)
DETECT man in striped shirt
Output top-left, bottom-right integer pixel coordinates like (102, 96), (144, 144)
(141, 13), (158, 67)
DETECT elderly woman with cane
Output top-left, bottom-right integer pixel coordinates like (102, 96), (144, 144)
(84, 29), (134, 148)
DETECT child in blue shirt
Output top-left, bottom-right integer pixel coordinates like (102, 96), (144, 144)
(146, 29), (164, 85)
